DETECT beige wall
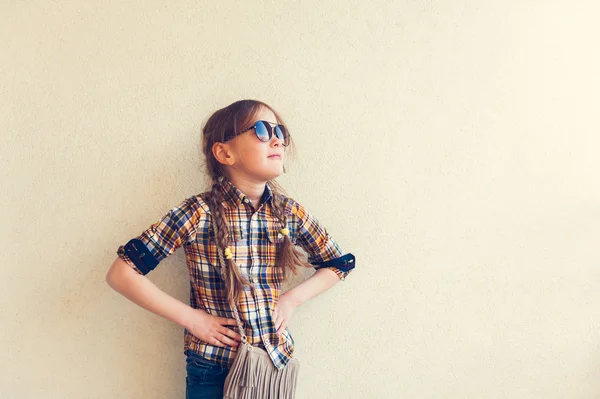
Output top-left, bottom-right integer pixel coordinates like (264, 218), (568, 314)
(2, 1), (600, 398)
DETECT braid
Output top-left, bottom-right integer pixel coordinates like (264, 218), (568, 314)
(269, 185), (313, 285)
(205, 180), (250, 306)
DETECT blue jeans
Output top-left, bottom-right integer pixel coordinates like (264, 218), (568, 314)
(185, 350), (230, 399)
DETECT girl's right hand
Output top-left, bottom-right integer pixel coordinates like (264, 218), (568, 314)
(185, 308), (243, 348)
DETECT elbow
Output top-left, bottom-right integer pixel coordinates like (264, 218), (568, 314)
(105, 269), (115, 288)
(105, 266), (119, 290)
(105, 257), (137, 290)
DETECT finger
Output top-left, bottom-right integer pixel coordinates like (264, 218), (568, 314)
(219, 317), (239, 326)
(216, 332), (239, 347)
(209, 335), (226, 348)
(225, 324), (243, 340)
(220, 326), (243, 342)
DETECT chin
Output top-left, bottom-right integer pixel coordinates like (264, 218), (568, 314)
(265, 170), (284, 180)
(267, 173), (283, 180)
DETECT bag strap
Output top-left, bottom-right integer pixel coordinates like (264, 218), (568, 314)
(202, 192), (248, 345)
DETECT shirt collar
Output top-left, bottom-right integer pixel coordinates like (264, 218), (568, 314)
(219, 177), (273, 209)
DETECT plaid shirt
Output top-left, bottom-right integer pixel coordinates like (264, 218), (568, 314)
(116, 178), (356, 370)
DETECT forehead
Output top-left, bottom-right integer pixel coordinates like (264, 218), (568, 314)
(251, 106), (278, 124)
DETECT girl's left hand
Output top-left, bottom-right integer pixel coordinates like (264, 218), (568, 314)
(273, 292), (299, 335)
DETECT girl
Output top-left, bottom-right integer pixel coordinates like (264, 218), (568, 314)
(105, 99), (356, 398)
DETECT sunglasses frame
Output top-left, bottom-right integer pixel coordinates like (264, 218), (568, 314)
(238, 120), (290, 147)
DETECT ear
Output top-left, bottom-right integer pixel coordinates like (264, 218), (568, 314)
(212, 142), (236, 166)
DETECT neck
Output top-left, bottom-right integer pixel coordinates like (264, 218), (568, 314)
(225, 174), (267, 209)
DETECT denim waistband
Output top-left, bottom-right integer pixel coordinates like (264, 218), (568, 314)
(185, 349), (227, 369)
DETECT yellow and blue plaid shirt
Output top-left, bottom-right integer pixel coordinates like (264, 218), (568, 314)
(116, 178), (356, 370)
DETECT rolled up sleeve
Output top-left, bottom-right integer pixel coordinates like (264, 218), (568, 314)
(292, 201), (356, 281)
(116, 196), (201, 275)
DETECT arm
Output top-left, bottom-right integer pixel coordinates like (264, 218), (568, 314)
(283, 268), (341, 307)
(292, 200), (356, 281)
(107, 196), (242, 347)
(274, 268), (340, 334)
(105, 257), (243, 347)
(105, 257), (194, 328)
(273, 200), (356, 334)
(106, 196), (200, 322)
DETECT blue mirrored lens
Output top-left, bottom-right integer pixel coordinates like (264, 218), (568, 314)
(275, 126), (284, 140)
(255, 121), (270, 142)
(275, 125), (289, 145)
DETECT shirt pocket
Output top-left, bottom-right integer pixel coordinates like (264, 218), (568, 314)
(201, 219), (244, 267)
(204, 215), (242, 242)
(267, 221), (296, 245)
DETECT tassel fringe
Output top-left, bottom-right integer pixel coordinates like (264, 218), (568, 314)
(224, 343), (300, 399)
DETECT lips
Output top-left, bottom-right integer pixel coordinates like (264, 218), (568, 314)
(268, 154), (282, 159)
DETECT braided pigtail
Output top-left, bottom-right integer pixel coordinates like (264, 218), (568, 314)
(205, 179), (250, 306)
(268, 181), (313, 284)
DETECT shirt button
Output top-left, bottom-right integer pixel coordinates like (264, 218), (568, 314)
(243, 198), (249, 203)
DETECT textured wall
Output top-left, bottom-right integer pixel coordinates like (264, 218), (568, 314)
(2, 1), (600, 398)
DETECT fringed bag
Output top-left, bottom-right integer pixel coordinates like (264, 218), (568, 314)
(221, 294), (301, 399)
(209, 201), (300, 399)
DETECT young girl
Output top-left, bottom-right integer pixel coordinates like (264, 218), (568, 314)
(105, 99), (356, 398)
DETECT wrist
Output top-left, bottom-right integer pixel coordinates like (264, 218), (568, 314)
(283, 288), (304, 307)
(179, 305), (198, 330)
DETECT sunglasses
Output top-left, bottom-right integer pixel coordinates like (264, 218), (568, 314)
(237, 120), (290, 147)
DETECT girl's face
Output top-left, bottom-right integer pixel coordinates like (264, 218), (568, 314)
(227, 107), (286, 182)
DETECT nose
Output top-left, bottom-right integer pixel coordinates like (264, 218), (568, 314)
(270, 134), (283, 147)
